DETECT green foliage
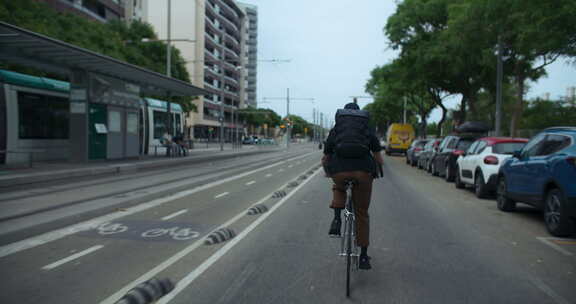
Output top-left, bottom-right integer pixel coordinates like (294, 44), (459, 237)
(0, 0), (196, 112)
(287, 114), (311, 137)
(521, 99), (576, 131)
(372, 0), (576, 136)
(238, 107), (282, 128)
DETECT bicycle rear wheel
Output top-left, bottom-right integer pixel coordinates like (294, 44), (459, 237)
(345, 218), (352, 297)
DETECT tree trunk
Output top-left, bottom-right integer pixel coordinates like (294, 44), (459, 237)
(509, 65), (526, 137)
(457, 95), (468, 126)
(467, 89), (478, 121)
(437, 102), (447, 137)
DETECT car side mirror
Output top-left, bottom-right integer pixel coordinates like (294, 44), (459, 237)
(513, 150), (522, 159)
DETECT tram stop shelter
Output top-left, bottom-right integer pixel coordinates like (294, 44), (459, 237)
(0, 22), (207, 164)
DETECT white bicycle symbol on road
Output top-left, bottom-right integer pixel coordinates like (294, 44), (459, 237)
(97, 222), (128, 235)
(141, 227), (200, 240)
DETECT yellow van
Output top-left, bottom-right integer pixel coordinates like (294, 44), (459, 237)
(385, 123), (415, 155)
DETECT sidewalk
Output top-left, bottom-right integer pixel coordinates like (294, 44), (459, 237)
(0, 144), (273, 188)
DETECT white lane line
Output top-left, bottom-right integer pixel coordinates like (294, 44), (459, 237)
(42, 245), (103, 270)
(527, 274), (572, 304)
(100, 165), (321, 304)
(156, 168), (322, 304)
(214, 192), (229, 199)
(536, 237), (574, 256)
(0, 152), (318, 259)
(245, 181), (256, 186)
(161, 209), (188, 221)
(265, 174), (273, 177)
(278, 169), (284, 172)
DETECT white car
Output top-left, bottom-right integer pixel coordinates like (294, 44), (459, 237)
(455, 137), (528, 198)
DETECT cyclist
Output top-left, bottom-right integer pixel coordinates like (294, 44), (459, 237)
(322, 102), (383, 270)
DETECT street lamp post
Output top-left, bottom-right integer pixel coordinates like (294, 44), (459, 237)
(495, 36), (504, 136)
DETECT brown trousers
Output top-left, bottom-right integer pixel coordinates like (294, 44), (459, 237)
(330, 171), (373, 247)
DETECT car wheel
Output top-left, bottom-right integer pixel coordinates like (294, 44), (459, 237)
(431, 162), (439, 176)
(497, 177), (516, 212)
(445, 164), (454, 182)
(544, 189), (574, 237)
(474, 172), (489, 199)
(454, 166), (465, 189)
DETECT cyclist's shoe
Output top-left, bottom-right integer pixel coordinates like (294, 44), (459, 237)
(328, 218), (341, 237)
(359, 255), (372, 270)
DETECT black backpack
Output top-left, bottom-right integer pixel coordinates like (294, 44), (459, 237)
(333, 109), (371, 158)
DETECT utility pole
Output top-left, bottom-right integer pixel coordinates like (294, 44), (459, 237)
(495, 36), (503, 136)
(403, 97), (407, 124)
(262, 90), (314, 151)
(320, 112), (324, 141)
(166, 0), (172, 136)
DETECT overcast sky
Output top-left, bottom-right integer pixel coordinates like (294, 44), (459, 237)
(149, 0), (575, 126)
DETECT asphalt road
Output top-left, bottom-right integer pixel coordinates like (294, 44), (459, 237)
(1, 152), (575, 304)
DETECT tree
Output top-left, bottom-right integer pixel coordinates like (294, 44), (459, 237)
(446, 0), (576, 136)
(0, 0), (196, 111)
(385, 0), (487, 124)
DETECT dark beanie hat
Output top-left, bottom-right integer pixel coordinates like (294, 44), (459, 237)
(344, 102), (360, 110)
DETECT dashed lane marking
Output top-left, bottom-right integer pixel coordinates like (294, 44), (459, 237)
(278, 169), (285, 172)
(0, 152), (318, 259)
(245, 181), (256, 186)
(100, 164), (322, 304)
(161, 209), (188, 221)
(536, 237), (574, 257)
(265, 174), (273, 178)
(42, 245), (104, 270)
(214, 192), (229, 199)
(155, 168), (322, 304)
(527, 274), (572, 304)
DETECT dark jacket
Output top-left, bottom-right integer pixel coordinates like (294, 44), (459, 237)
(323, 127), (382, 176)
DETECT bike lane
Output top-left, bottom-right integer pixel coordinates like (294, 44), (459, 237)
(0, 152), (322, 304)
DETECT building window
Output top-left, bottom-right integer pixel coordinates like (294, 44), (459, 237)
(18, 92), (69, 139)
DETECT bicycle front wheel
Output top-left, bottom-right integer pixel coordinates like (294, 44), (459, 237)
(346, 218), (353, 297)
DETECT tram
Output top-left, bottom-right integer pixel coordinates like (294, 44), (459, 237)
(0, 69), (185, 165)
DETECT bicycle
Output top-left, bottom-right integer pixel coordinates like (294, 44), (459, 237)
(337, 178), (359, 297)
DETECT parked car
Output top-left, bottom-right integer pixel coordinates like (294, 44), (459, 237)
(259, 138), (277, 145)
(418, 139), (442, 171)
(406, 139), (428, 166)
(496, 127), (576, 236)
(431, 134), (483, 181)
(455, 137), (528, 198)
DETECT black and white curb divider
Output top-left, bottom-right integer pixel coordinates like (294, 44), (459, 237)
(114, 278), (174, 304)
(272, 190), (287, 198)
(287, 181), (300, 188)
(247, 204), (269, 215)
(204, 228), (236, 245)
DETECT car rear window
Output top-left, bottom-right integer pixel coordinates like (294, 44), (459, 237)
(456, 139), (474, 150)
(493, 142), (526, 154)
(417, 141), (428, 147)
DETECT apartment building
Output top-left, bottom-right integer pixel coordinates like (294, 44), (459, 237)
(124, 0), (148, 22)
(237, 2), (258, 109)
(37, 0), (126, 22)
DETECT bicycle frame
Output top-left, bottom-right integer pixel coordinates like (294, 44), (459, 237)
(339, 180), (359, 267)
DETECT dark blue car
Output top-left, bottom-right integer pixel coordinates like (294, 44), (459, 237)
(497, 127), (576, 236)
